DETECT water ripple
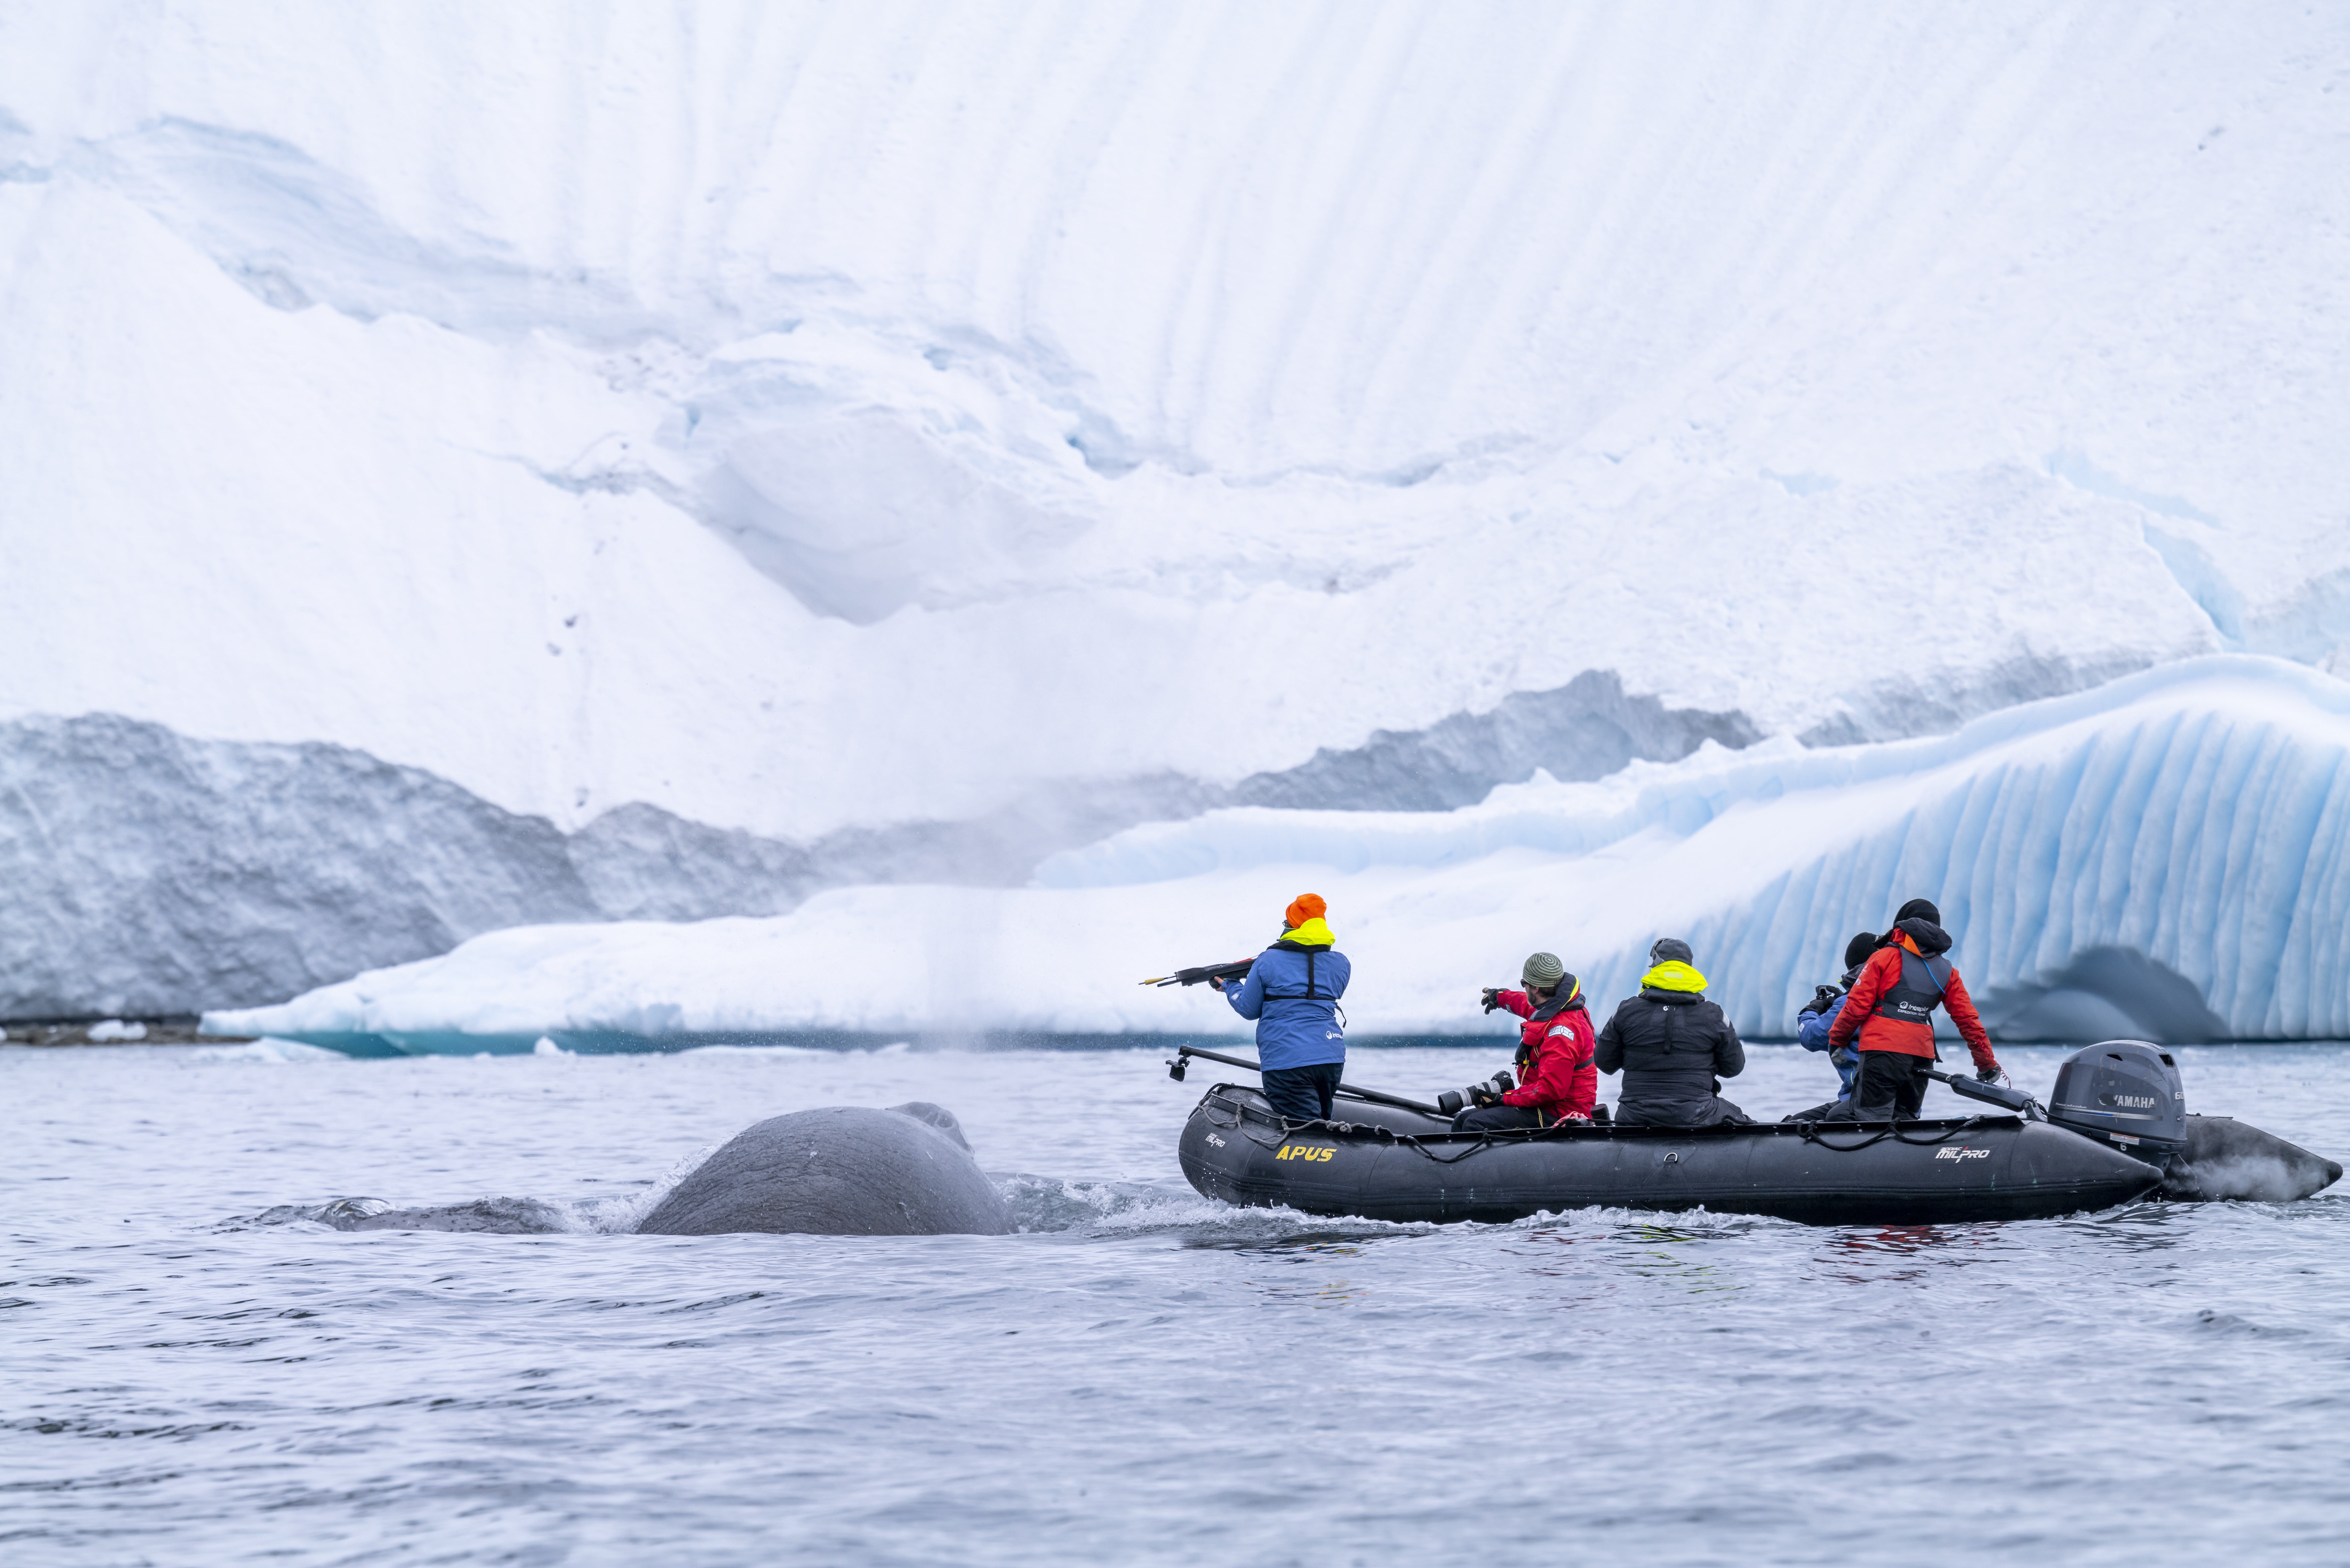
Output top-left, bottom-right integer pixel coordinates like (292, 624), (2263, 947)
(4, 1043), (2348, 1564)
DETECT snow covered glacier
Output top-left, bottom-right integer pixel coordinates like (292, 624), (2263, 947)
(211, 658), (2350, 1048)
(5, 3), (2349, 1029)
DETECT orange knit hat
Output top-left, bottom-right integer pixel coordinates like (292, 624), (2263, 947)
(1284, 893), (1327, 929)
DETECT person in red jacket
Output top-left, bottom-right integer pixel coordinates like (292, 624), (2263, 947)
(1825, 898), (2002, 1121)
(1456, 951), (1598, 1130)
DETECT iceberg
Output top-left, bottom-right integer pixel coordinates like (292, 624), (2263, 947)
(8, 8), (2349, 1021)
(209, 657), (2350, 1049)
(0, 693), (1750, 1019)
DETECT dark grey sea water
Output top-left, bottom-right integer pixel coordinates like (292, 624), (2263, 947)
(5, 1041), (2347, 1566)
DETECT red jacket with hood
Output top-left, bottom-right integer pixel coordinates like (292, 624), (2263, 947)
(1493, 986), (1598, 1121)
(1827, 926), (1997, 1070)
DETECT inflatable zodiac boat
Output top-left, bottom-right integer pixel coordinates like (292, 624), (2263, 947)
(1172, 1041), (2341, 1227)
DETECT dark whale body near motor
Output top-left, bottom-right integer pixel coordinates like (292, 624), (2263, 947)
(636, 1102), (1013, 1237)
(2163, 1115), (2343, 1202)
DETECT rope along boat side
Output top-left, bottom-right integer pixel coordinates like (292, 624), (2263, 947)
(1178, 1086), (2160, 1226)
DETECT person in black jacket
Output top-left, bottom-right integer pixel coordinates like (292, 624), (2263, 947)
(1594, 937), (1750, 1127)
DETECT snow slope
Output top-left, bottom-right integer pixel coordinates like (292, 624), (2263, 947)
(6, 1), (2348, 848)
(209, 657), (2350, 1048)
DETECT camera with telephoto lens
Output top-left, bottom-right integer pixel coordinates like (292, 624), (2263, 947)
(1436, 1070), (1515, 1117)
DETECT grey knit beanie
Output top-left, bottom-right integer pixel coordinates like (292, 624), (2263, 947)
(1521, 951), (1566, 988)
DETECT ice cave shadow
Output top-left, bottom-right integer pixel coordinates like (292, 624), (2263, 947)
(1979, 947), (2227, 1044)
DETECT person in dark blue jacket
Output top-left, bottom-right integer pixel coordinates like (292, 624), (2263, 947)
(1213, 893), (1351, 1123)
(1786, 931), (1877, 1121)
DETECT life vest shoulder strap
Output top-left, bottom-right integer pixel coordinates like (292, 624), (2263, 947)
(1257, 944), (1340, 1002)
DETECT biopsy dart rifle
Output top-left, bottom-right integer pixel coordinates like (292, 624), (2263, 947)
(1139, 959), (1257, 988)
(1144, 959), (1450, 1116)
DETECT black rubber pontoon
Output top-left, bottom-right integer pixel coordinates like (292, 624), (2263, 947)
(1178, 1084), (2166, 1226)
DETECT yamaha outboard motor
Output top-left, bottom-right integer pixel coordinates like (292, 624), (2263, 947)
(2047, 1040), (2187, 1162)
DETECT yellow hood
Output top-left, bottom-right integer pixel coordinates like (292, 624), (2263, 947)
(1640, 959), (1708, 993)
(1280, 917), (1337, 948)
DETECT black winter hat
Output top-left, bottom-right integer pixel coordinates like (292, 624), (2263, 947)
(1649, 937), (1694, 965)
(1895, 898), (1941, 926)
(1843, 931), (1878, 971)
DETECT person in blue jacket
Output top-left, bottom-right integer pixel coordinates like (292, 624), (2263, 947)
(1786, 931), (1878, 1120)
(1212, 893), (1351, 1123)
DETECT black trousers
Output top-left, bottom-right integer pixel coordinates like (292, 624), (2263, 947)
(1827, 1051), (1930, 1120)
(1262, 1063), (1343, 1123)
(1452, 1102), (1547, 1133)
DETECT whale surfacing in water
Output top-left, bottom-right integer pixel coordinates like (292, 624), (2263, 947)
(636, 1102), (1012, 1237)
(2161, 1115), (2344, 1203)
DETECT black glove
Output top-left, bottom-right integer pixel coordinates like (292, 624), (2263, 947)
(1976, 1064), (2002, 1084)
(1471, 1086), (1501, 1108)
(1480, 987), (1502, 1014)
(1813, 984), (1841, 1011)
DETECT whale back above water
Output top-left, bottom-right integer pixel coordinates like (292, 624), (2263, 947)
(2160, 1115), (2344, 1203)
(319, 1195), (574, 1233)
(636, 1102), (1012, 1237)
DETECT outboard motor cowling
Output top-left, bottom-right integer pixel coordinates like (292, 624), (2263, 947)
(2048, 1040), (2186, 1160)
